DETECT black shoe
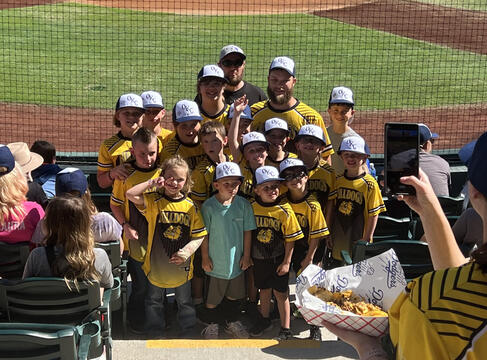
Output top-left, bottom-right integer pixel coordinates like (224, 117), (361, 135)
(274, 327), (293, 341)
(249, 317), (272, 337)
(308, 325), (322, 341)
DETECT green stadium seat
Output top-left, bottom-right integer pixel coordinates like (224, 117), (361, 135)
(0, 322), (97, 360)
(0, 278), (112, 359)
(0, 242), (30, 280)
(341, 240), (433, 282)
(438, 195), (466, 216)
(373, 215), (412, 241)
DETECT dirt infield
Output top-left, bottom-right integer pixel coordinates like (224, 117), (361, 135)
(2, 102), (485, 154)
(315, 0), (487, 55)
(1, 0), (486, 154)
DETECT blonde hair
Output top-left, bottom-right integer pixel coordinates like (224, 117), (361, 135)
(199, 121), (226, 139)
(44, 196), (100, 288)
(160, 155), (193, 194)
(0, 163), (28, 226)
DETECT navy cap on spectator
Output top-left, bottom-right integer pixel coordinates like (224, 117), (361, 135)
(56, 167), (88, 196)
(468, 132), (487, 198)
(0, 146), (15, 176)
(419, 124), (439, 145)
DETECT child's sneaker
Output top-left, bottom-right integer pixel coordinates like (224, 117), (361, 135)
(225, 321), (249, 339)
(274, 327), (293, 341)
(201, 323), (219, 339)
(249, 317), (272, 337)
(308, 325), (322, 341)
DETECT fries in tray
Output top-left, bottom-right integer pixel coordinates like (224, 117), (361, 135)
(308, 286), (388, 317)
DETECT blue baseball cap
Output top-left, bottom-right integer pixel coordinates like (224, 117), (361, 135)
(419, 124), (439, 145)
(269, 56), (295, 77)
(56, 167), (88, 196)
(172, 100), (203, 123)
(459, 140), (476, 167)
(329, 86), (355, 106)
(141, 91), (164, 109)
(255, 166), (283, 185)
(0, 146), (15, 176)
(468, 132), (487, 198)
(338, 136), (370, 156)
(115, 93), (145, 111)
(214, 162), (244, 181)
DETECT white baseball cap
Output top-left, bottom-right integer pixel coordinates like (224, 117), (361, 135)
(279, 158), (307, 176)
(214, 162), (244, 181)
(172, 100), (203, 123)
(338, 136), (370, 156)
(255, 166), (283, 185)
(242, 131), (269, 150)
(295, 125), (326, 145)
(141, 91), (164, 109)
(197, 64), (228, 83)
(219, 44), (246, 61)
(264, 118), (289, 134)
(269, 56), (295, 77)
(329, 86), (355, 106)
(115, 93), (144, 111)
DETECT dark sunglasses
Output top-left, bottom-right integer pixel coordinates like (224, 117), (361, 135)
(221, 58), (244, 67)
(282, 171), (306, 182)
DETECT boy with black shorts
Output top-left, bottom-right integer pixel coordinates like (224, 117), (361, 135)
(250, 166), (303, 340)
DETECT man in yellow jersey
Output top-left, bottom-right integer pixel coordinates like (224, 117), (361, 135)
(251, 56), (333, 161)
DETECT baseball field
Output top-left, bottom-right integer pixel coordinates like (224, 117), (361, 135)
(0, 0), (486, 154)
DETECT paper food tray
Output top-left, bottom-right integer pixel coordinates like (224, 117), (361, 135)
(295, 249), (407, 337)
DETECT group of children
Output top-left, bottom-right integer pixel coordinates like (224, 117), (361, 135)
(95, 71), (385, 340)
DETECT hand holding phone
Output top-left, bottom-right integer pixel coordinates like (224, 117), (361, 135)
(384, 123), (419, 196)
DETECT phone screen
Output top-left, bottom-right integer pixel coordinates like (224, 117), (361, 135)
(384, 123), (419, 195)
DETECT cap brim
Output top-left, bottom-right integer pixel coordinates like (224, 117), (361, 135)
(256, 177), (284, 185)
(117, 105), (145, 111)
(242, 140), (269, 150)
(220, 52), (246, 61)
(143, 104), (164, 109)
(329, 100), (354, 106)
(431, 133), (439, 139)
(269, 66), (294, 76)
(198, 75), (229, 84)
(215, 175), (244, 181)
(294, 134), (326, 145)
(176, 115), (203, 123)
(279, 165), (306, 178)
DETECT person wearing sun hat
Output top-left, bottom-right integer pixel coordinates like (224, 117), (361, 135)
(418, 123), (450, 196)
(249, 165), (303, 340)
(8, 142), (47, 209)
(0, 145), (45, 248)
(199, 161), (256, 339)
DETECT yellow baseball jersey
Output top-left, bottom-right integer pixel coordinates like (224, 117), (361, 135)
(190, 154), (233, 202)
(307, 159), (337, 210)
(251, 198), (303, 260)
(331, 173), (386, 260)
(389, 262), (487, 360)
(158, 127), (173, 146)
(97, 131), (132, 172)
(141, 193), (207, 288)
(201, 104), (231, 128)
(159, 132), (206, 170)
(286, 192), (329, 249)
(238, 159), (256, 200)
(251, 100), (334, 157)
(110, 163), (162, 261)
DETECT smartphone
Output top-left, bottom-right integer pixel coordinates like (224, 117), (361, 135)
(384, 123), (419, 196)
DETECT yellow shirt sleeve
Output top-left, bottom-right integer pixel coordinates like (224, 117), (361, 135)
(309, 202), (329, 239)
(97, 142), (113, 172)
(281, 205), (304, 242)
(191, 206), (208, 239)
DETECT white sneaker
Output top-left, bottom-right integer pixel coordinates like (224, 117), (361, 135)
(201, 323), (219, 339)
(225, 321), (249, 339)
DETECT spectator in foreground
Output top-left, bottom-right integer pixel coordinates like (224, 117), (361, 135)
(323, 131), (487, 359)
(0, 146), (45, 247)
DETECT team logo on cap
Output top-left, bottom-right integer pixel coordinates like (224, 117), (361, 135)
(125, 95), (139, 106)
(344, 138), (357, 150)
(220, 164), (236, 176)
(300, 126), (319, 137)
(143, 93), (156, 103)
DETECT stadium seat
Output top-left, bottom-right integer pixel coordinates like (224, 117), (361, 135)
(373, 215), (412, 241)
(438, 195), (466, 216)
(0, 242), (30, 280)
(96, 240), (128, 335)
(0, 278), (112, 359)
(341, 240), (433, 282)
(0, 322), (98, 360)
(382, 197), (411, 219)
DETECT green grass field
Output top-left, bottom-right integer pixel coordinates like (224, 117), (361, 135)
(418, 0), (487, 11)
(0, 2), (486, 112)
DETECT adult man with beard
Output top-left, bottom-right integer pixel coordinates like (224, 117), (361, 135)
(218, 45), (267, 106)
(250, 56), (333, 160)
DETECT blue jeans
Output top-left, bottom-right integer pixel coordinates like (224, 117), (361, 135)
(145, 281), (195, 334)
(127, 257), (148, 328)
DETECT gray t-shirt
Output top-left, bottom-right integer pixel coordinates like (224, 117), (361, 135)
(452, 207), (483, 248)
(23, 246), (114, 289)
(419, 151), (451, 196)
(327, 126), (359, 176)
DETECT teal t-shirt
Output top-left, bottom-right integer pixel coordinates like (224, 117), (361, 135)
(201, 195), (256, 280)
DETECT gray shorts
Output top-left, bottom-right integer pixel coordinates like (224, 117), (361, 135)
(206, 272), (246, 307)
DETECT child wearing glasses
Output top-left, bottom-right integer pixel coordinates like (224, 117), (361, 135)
(249, 166), (303, 340)
(279, 158), (329, 341)
(199, 162), (256, 339)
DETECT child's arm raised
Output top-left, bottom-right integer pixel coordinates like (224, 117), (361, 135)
(126, 177), (164, 206)
(228, 95), (248, 162)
